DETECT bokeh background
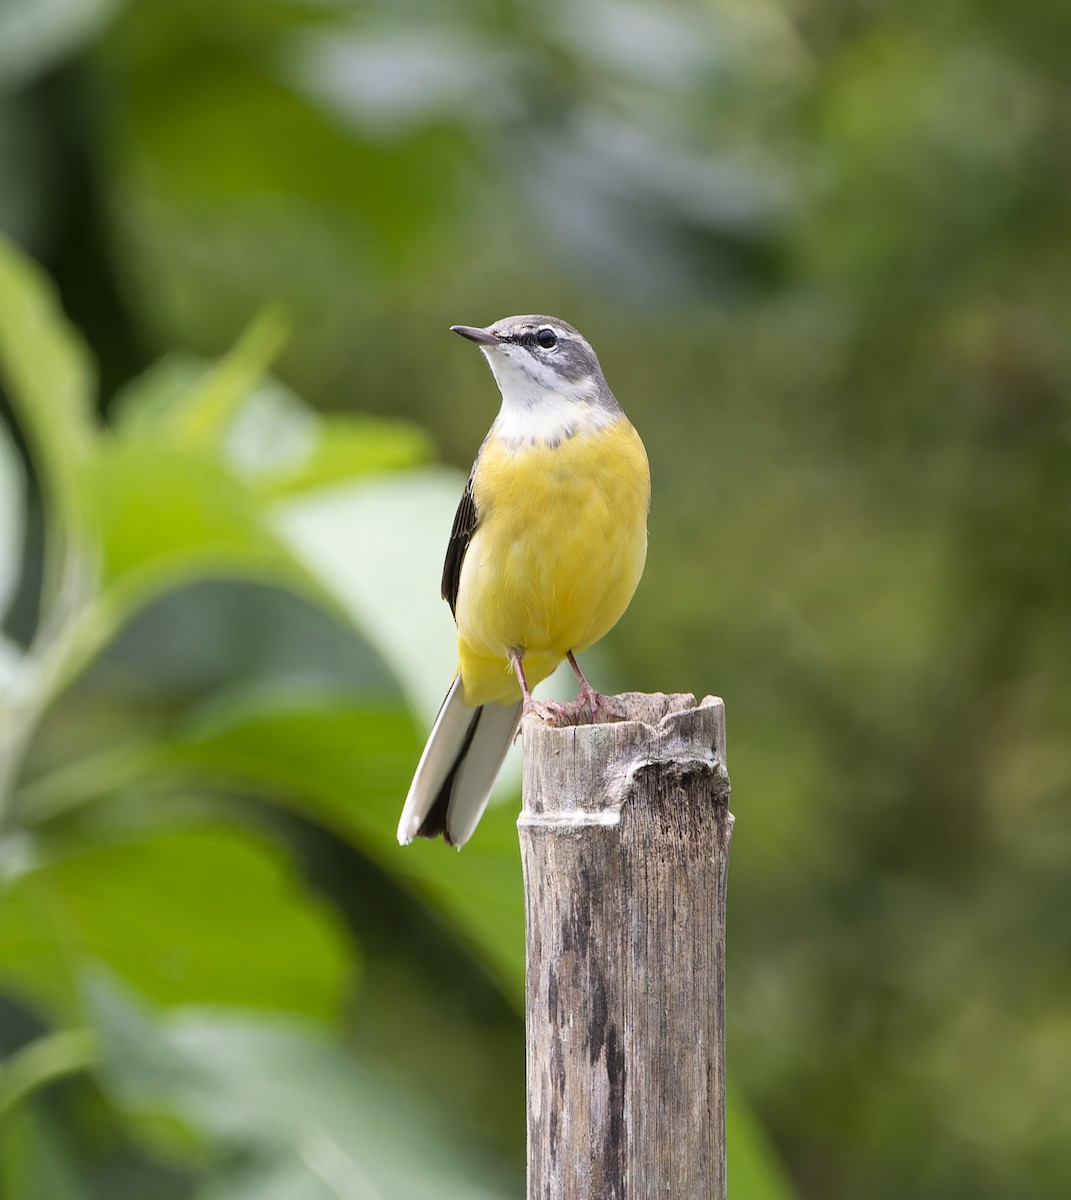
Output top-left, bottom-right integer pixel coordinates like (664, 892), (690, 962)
(1, 1), (1069, 1197)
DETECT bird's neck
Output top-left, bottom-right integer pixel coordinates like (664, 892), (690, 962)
(494, 388), (619, 448)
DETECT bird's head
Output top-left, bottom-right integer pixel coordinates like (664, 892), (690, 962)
(450, 315), (615, 417)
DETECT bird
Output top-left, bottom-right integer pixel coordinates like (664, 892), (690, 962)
(396, 315), (650, 848)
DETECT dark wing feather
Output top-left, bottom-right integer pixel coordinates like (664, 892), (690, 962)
(441, 470), (479, 617)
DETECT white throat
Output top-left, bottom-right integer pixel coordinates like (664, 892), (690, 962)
(484, 347), (614, 445)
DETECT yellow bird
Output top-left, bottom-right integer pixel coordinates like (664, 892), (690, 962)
(397, 315), (650, 848)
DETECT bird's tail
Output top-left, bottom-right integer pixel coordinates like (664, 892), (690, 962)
(397, 676), (522, 848)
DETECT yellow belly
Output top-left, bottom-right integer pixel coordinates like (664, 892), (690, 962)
(455, 417), (650, 706)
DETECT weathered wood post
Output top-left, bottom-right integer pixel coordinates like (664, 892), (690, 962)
(520, 693), (732, 1200)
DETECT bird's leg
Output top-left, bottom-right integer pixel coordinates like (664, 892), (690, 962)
(567, 651), (627, 722)
(511, 651), (572, 726)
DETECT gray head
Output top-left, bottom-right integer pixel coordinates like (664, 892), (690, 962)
(451, 315), (620, 421)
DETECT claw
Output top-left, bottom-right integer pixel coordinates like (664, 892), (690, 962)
(523, 697), (574, 726)
(576, 683), (627, 723)
(568, 651), (627, 724)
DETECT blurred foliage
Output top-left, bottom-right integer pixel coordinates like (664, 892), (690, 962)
(0, 235), (788, 1195)
(1, 0), (1069, 1198)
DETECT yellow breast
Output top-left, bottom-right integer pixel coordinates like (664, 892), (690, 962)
(455, 416), (650, 706)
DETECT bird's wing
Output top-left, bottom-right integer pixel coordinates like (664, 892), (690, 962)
(441, 467), (479, 618)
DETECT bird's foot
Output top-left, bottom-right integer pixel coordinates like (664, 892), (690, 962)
(520, 692), (628, 728)
(522, 697), (576, 726)
(576, 683), (628, 724)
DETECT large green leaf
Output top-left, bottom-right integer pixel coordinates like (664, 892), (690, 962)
(83, 437), (301, 598)
(0, 824), (354, 1023)
(89, 974), (518, 1199)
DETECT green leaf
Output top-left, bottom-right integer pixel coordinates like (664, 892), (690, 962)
(89, 974), (518, 1199)
(248, 413), (432, 499)
(162, 308), (289, 449)
(107, 308), (287, 448)
(0, 825), (355, 1023)
(83, 437), (302, 600)
(0, 1028), (98, 1122)
(114, 349), (431, 498)
(0, 234), (96, 605)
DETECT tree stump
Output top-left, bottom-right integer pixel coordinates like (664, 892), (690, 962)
(520, 692), (733, 1200)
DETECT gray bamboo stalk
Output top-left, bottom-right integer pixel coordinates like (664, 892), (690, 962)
(520, 692), (733, 1200)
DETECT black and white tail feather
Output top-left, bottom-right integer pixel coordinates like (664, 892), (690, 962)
(396, 677), (522, 848)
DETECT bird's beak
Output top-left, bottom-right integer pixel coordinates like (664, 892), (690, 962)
(450, 324), (501, 346)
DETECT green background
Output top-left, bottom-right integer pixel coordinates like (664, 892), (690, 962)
(1, 1), (1068, 1197)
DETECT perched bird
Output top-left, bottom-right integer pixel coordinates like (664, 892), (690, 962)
(397, 315), (650, 848)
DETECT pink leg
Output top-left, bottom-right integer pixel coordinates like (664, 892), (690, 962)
(511, 651), (572, 725)
(567, 652), (626, 722)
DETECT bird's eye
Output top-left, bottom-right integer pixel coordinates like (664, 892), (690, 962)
(536, 327), (558, 349)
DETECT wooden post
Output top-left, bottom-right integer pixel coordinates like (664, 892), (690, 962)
(519, 693), (732, 1200)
